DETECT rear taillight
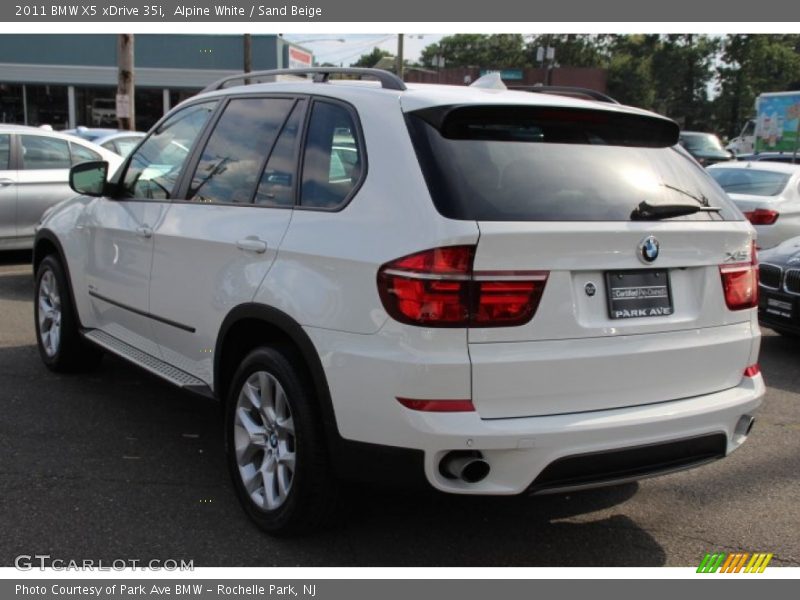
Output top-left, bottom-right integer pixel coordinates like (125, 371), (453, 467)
(743, 209), (779, 226)
(720, 241), (758, 310)
(377, 246), (548, 327)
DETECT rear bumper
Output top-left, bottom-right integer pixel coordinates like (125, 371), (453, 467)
(306, 324), (764, 495)
(414, 374), (763, 494)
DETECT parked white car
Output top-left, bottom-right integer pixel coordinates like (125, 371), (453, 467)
(708, 161), (800, 249)
(33, 69), (764, 534)
(0, 124), (123, 250)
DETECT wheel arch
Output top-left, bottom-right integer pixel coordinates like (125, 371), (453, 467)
(214, 303), (428, 488)
(214, 303), (341, 445)
(33, 229), (84, 328)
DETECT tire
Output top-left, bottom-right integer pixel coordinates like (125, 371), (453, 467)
(225, 346), (337, 535)
(34, 254), (103, 372)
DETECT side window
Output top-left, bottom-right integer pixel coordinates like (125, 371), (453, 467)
(121, 101), (217, 200)
(69, 142), (102, 165)
(255, 103), (303, 207)
(20, 135), (72, 170)
(187, 97), (295, 204)
(0, 134), (9, 170)
(300, 101), (363, 209)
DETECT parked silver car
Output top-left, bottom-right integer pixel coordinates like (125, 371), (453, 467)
(65, 127), (146, 157)
(0, 125), (123, 250)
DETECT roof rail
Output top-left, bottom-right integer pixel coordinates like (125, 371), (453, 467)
(512, 85), (619, 104)
(202, 67), (407, 93)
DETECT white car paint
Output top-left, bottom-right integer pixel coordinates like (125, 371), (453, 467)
(36, 75), (763, 500)
(708, 161), (800, 249)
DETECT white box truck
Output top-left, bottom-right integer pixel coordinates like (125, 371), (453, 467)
(726, 91), (800, 156)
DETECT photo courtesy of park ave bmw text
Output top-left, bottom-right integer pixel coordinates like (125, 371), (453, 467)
(0, 0), (797, 595)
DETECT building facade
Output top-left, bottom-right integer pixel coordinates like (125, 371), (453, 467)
(0, 34), (312, 131)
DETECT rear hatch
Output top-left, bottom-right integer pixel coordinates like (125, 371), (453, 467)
(406, 102), (757, 418)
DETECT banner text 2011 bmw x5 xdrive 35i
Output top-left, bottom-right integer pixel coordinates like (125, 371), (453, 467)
(32, 69), (763, 534)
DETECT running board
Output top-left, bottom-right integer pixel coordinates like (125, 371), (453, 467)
(83, 329), (214, 398)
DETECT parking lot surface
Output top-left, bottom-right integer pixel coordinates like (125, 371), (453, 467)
(1, 251), (798, 567)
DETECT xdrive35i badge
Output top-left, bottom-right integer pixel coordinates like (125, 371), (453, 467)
(638, 236), (660, 264)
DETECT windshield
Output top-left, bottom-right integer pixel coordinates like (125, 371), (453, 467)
(406, 108), (739, 222)
(708, 168), (791, 196)
(680, 133), (725, 152)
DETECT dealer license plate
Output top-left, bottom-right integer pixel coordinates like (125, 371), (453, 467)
(606, 269), (673, 320)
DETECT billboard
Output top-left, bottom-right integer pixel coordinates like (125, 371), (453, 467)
(288, 46), (313, 69)
(755, 92), (800, 153)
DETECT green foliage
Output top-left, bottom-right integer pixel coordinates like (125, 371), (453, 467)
(714, 35), (800, 136)
(420, 34), (527, 69)
(352, 47), (392, 68)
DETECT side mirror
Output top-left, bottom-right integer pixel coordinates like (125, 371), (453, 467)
(69, 161), (109, 196)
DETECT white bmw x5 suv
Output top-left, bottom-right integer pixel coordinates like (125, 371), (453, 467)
(33, 68), (764, 534)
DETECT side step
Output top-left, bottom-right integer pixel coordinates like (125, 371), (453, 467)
(83, 329), (214, 398)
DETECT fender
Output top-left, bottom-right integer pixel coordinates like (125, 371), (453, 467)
(214, 303), (426, 487)
(215, 302), (340, 438)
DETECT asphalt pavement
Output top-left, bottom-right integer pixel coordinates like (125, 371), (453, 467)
(0, 251), (798, 567)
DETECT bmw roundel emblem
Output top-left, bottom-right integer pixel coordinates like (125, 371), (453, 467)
(638, 236), (660, 264)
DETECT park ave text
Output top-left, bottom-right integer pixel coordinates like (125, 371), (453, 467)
(16, 584), (317, 596)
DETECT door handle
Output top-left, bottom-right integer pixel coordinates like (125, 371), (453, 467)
(236, 237), (268, 254)
(0, 179), (14, 187)
(136, 225), (153, 239)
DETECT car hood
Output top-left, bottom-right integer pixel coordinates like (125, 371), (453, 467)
(760, 236), (800, 266)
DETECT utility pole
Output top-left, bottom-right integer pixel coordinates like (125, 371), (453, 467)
(396, 34), (404, 80)
(116, 34), (135, 130)
(244, 34), (252, 85)
(244, 34), (252, 73)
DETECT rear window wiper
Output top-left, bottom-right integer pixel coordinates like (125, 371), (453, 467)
(631, 183), (722, 220)
(630, 200), (722, 221)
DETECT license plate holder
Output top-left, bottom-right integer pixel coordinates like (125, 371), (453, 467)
(606, 269), (673, 320)
(764, 295), (794, 320)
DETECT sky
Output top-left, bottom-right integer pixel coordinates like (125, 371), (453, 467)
(281, 34), (444, 66)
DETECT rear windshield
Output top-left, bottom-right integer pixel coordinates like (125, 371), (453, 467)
(406, 106), (740, 222)
(708, 168), (790, 197)
(680, 133), (725, 152)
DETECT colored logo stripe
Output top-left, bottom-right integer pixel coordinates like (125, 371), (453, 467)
(697, 553), (726, 573)
(745, 553), (773, 573)
(697, 552), (773, 573)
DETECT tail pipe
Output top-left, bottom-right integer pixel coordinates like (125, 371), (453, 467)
(735, 414), (756, 438)
(439, 451), (490, 483)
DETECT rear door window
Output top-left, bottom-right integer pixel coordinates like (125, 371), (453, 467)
(187, 97), (295, 204)
(406, 105), (739, 222)
(255, 102), (304, 207)
(20, 135), (72, 170)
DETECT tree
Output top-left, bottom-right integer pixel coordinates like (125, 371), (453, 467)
(419, 34), (527, 69)
(524, 34), (606, 68)
(352, 47), (392, 68)
(714, 35), (800, 137)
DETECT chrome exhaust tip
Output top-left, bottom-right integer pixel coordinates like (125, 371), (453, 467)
(735, 415), (756, 438)
(439, 451), (490, 483)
